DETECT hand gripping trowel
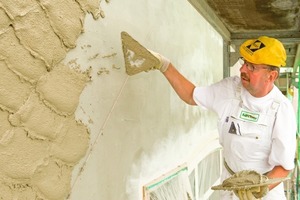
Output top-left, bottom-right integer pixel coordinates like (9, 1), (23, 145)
(121, 31), (160, 75)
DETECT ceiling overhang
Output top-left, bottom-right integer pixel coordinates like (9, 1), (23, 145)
(188, 0), (300, 90)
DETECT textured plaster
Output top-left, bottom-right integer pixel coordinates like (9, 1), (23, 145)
(0, 0), (104, 199)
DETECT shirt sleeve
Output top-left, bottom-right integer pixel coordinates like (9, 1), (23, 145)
(193, 86), (215, 109)
(193, 76), (239, 112)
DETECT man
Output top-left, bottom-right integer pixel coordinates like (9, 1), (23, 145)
(152, 36), (296, 199)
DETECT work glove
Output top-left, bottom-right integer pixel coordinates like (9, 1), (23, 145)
(233, 185), (268, 200)
(221, 170), (269, 200)
(252, 185), (269, 199)
(148, 50), (170, 73)
(234, 188), (256, 200)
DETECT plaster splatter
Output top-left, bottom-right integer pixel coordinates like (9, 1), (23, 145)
(75, 0), (103, 20)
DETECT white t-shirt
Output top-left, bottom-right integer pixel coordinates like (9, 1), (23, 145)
(193, 76), (296, 171)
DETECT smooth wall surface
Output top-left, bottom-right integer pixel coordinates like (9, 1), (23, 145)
(66, 0), (224, 199)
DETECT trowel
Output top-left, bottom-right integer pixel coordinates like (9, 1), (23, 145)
(211, 170), (289, 196)
(121, 31), (160, 75)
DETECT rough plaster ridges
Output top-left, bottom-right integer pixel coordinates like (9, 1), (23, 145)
(0, 0), (105, 199)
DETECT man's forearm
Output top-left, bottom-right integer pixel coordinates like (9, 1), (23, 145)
(266, 165), (291, 190)
(163, 63), (196, 105)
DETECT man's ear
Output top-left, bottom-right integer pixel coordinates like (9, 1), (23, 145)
(269, 70), (279, 82)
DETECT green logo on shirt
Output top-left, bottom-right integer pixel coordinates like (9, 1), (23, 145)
(240, 111), (259, 122)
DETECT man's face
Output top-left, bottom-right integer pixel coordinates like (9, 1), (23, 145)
(239, 60), (273, 97)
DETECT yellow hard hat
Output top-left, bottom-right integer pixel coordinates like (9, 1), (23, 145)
(239, 36), (286, 67)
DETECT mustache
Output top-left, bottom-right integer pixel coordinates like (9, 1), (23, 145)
(241, 73), (249, 81)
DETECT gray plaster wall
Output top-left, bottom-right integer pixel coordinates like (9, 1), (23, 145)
(66, 0), (224, 199)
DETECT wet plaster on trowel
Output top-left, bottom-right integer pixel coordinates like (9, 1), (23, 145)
(212, 170), (287, 199)
(121, 31), (160, 76)
(0, 0), (107, 199)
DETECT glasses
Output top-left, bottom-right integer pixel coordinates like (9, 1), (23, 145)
(238, 57), (270, 72)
